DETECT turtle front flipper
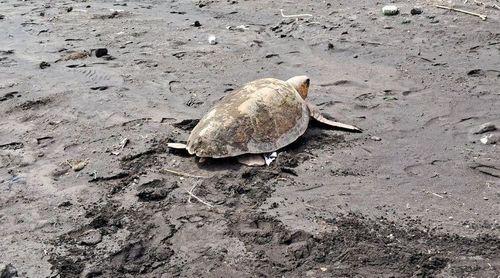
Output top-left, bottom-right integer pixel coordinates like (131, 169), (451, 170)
(306, 102), (362, 132)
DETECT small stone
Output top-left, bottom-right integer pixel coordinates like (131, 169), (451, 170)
(0, 14), (5, 20)
(383, 25), (393, 29)
(66, 6), (73, 12)
(94, 48), (108, 58)
(410, 8), (423, 15)
(193, 20), (201, 27)
(70, 160), (87, 171)
(189, 216), (203, 223)
(480, 134), (499, 145)
(62, 51), (89, 61)
(208, 35), (217, 45)
(473, 122), (497, 134)
(387, 234), (395, 240)
(58, 200), (72, 207)
(370, 136), (382, 141)
(401, 19), (411, 24)
(320, 267), (328, 272)
(449, 216), (454, 220)
(483, 197), (488, 200)
(39, 61), (50, 69)
(0, 263), (18, 278)
(80, 229), (102, 245)
(382, 5), (399, 16)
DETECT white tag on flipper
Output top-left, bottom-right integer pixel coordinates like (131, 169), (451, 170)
(264, 152), (278, 166)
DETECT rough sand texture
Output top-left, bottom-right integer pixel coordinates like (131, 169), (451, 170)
(0, 0), (499, 277)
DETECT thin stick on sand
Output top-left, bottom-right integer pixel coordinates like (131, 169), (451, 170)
(280, 9), (313, 18)
(430, 192), (444, 199)
(184, 188), (214, 208)
(160, 168), (209, 179)
(187, 184), (197, 203)
(435, 5), (487, 20)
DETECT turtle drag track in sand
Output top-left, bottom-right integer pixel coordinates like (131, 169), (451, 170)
(0, 0), (499, 277)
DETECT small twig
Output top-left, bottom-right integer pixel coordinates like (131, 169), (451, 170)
(280, 9), (313, 18)
(435, 5), (487, 20)
(431, 192), (444, 198)
(426, 191), (444, 198)
(304, 203), (320, 210)
(187, 184), (197, 203)
(160, 168), (209, 179)
(111, 137), (129, 155)
(184, 188), (214, 208)
(119, 137), (129, 149)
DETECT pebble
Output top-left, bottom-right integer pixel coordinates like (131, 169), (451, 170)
(208, 35), (217, 45)
(370, 136), (382, 141)
(58, 200), (73, 207)
(62, 51), (89, 61)
(473, 122), (497, 134)
(0, 14), (5, 20)
(190, 216), (203, 222)
(70, 160), (87, 171)
(80, 229), (102, 245)
(401, 19), (411, 24)
(480, 134), (499, 145)
(411, 8), (423, 15)
(193, 20), (201, 27)
(94, 48), (108, 58)
(0, 263), (18, 278)
(39, 61), (50, 69)
(382, 5), (399, 16)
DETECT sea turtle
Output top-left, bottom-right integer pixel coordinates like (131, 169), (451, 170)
(168, 76), (361, 166)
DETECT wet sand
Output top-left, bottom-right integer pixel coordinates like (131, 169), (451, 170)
(0, 0), (499, 277)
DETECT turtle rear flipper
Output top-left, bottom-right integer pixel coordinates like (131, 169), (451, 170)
(306, 102), (362, 132)
(237, 154), (266, 166)
(167, 142), (188, 149)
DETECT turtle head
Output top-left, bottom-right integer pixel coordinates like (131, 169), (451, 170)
(286, 75), (310, 99)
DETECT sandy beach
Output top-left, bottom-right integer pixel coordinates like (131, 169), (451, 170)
(0, 0), (499, 277)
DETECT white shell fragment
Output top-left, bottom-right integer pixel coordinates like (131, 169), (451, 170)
(480, 134), (499, 145)
(227, 25), (249, 31)
(382, 5), (399, 16)
(208, 35), (217, 45)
